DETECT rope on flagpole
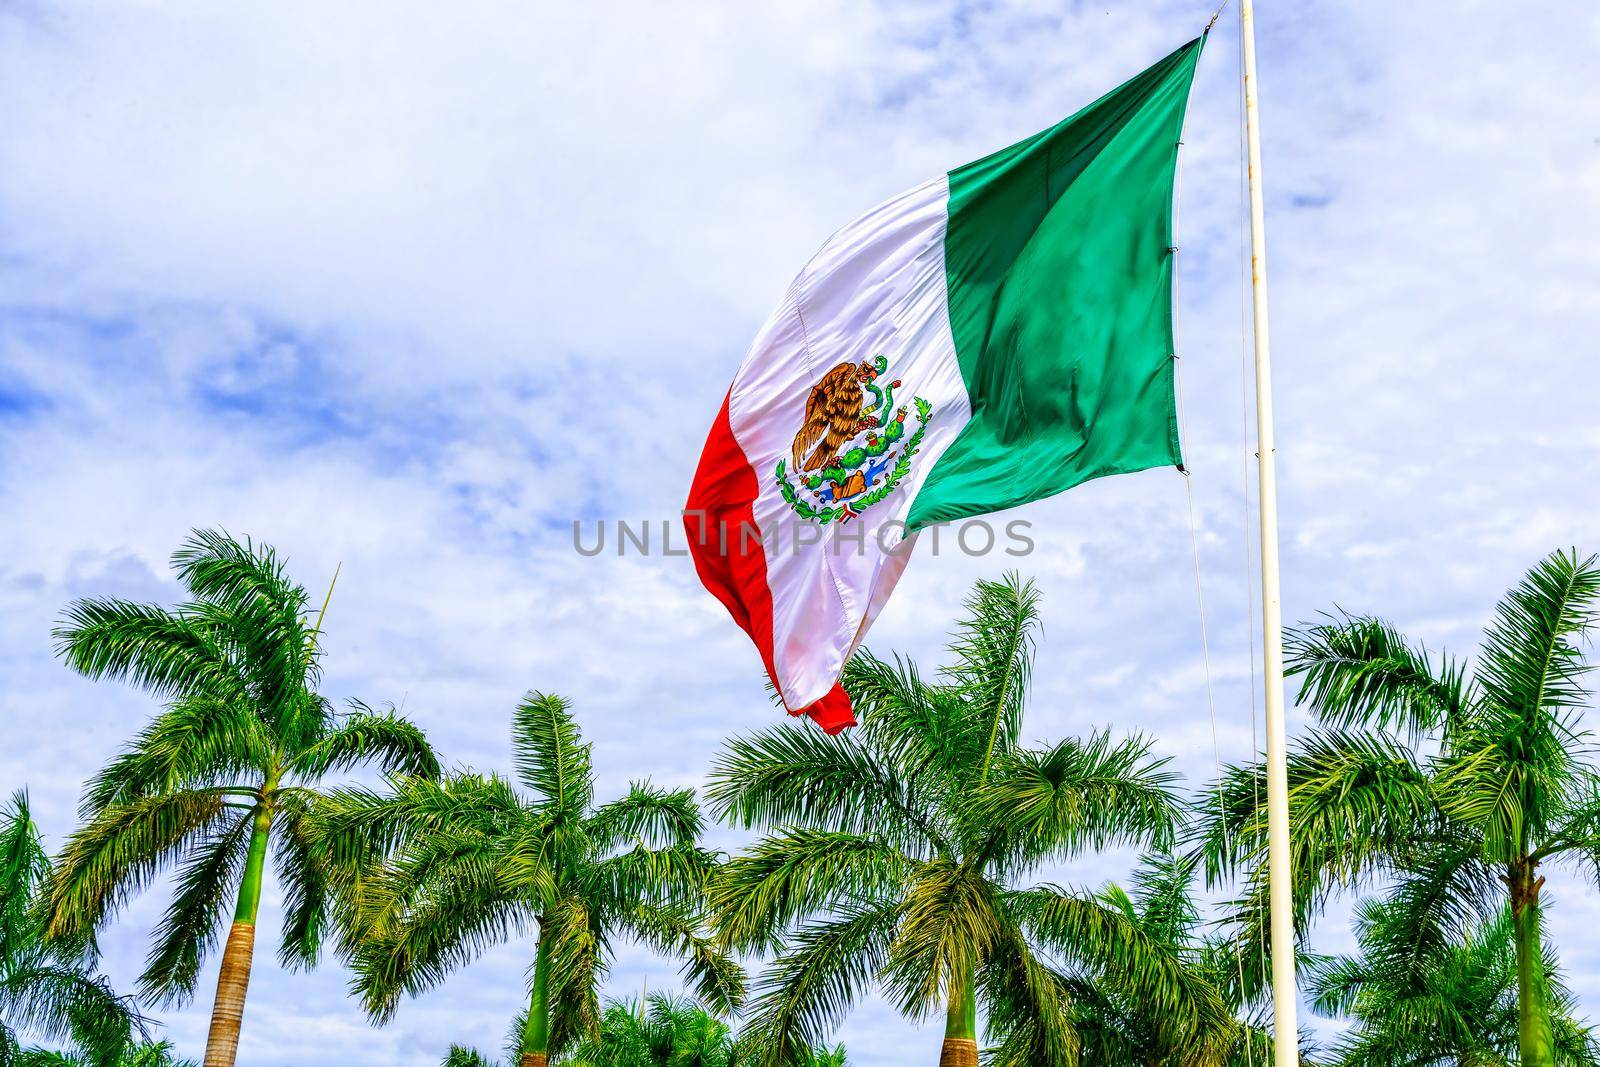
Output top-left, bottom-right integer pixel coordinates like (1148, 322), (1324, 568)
(1170, 88), (1255, 1067)
(1169, 117), (1226, 811)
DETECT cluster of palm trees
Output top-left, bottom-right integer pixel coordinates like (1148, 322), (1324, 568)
(4, 529), (1599, 1067)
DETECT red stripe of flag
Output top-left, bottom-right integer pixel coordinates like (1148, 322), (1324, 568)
(684, 391), (855, 734)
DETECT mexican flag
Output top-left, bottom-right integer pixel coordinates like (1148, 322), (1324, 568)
(686, 37), (1205, 733)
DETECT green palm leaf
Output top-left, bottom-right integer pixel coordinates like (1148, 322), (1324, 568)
(53, 601), (241, 706)
(948, 574), (1039, 781)
(512, 692), (594, 817)
(1286, 612), (1470, 737)
(138, 810), (253, 1002)
(48, 790), (228, 946)
(736, 902), (899, 1067)
(975, 732), (1181, 870)
(288, 704), (440, 781)
(709, 830), (909, 955)
(707, 723), (940, 854)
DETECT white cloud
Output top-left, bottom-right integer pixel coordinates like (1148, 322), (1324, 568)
(3, 0), (1600, 1063)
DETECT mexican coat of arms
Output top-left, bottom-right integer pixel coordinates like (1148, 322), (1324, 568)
(774, 355), (932, 524)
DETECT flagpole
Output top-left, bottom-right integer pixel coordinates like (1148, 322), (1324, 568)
(1238, 0), (1299, 1061)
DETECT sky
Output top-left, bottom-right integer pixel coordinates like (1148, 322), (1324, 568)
(2, 1), (1598, 1063)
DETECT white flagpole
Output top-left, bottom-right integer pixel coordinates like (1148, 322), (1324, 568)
(1238, 0), (1300, 1061)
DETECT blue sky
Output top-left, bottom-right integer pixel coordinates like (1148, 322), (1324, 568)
(2, 1), (1598, 1064)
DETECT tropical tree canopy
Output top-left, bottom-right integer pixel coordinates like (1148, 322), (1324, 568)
(708, 574), (1237, 1067)
(560, 992), (734, 1066)
(10, 1041), (196, 1067)
(438, 993), (848, 1067)
(313, 692), (742, 1065)
(1201, 549), (1600, 1067)
(1306, 896), (1599, 1066)
(1068, 851), (1308, 1067)
(44, 530), (439, 1067)
(0, 790), (147, 1067)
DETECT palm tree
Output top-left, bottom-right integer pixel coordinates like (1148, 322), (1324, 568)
(708, 574), (1236, 1067)
(312, 692), (743, 1067)
(44, 530), (439, 1067)
(1305, 896), (1599, 1066)
(1200, 549), (1600, 1067)
(441, 1048), (497, 1067)
(563, 992), (735, 1066)
(0, 791), (147, 1067)
(12, 1041), (197, 1067)
(440, 992), (847, 1067)
(1070, 852), (1307, 1066)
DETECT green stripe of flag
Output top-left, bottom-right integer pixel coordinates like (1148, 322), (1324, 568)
(907, 36), (1205, 530)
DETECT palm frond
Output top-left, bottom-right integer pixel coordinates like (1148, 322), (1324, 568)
(585, 783), (702, 854)
(845, 651), (969, 810)
(1304, 899), (1594, 1067)
(45, 790), (228, 944)
(1476, 549), (1600, 731)
(353, 802), (537, 943)
(0, 794), (151, 1067)
(1126, 849), (1202, 947)
(977, 915), (1079, 1067)
(288, 704), (439, 782)
(1191, 760), (1270, 886)
(1431, 552), (1600, 859)
(974, 732), (1182, 871)
(171, 530), (309, 668)
(540, 894), (603, 1053)
(79, 697), (270, 819)
(706, 723), (941, 854)
(1287, 729), (1439, 874)
(1302, 948), (1370, 1020)
(1437, 731), (1575, 865)
(348, 842), (534, 1022)
(52, 600), (242, 705)
(137, 808), (252, 1003)
(271, 790), (330, 973)
(584, 843), (716, 914)
(173, 529), (331, 746)
(735, 901), (900, 1067)
(439, 1045), (495, 1067)
(171, 529), (302, 619)
(1285, 611), (1469, 737)
(0, 790), (51, 965)
(1537, 773), (1600, 884)
(1011, 885), (1236, 1066)
(878, 860), (1002, 1020)
(0, 964), (149, 1067)
(708, 830), (909, 954)
(944, 573), (1040, 778)
(311, 773), (525, 883)
(1371, 844), (1500, 983)
(1202, 730), (1444, 998)
(511, 692), (593, 817)
(617, 899), (745, 1016)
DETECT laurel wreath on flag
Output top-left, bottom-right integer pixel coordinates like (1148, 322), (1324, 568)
(775, 396), (932, 525)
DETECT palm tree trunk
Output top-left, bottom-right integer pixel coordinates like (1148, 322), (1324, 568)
(939, 966), (978, 1067)
(519, 926), (553, 1067)
(203, 801), (272, 1067)
(1510, 862), (1555, 1067)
